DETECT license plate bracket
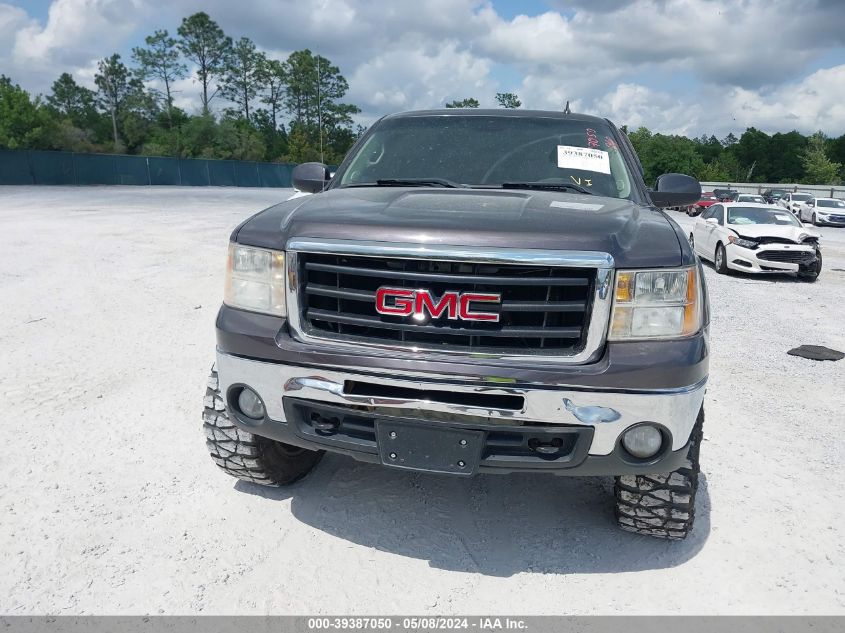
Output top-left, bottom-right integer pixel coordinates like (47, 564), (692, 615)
(376, 420), (484, 476)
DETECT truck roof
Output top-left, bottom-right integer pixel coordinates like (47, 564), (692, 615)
(382, 108), (610, 125)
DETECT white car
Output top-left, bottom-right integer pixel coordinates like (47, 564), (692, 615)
(690, 202), (822, 280)
(735, 194), (766, 204)
(778, 192), (813, 215)
(797, 197), (845, 226)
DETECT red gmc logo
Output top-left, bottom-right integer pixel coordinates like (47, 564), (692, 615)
(375, 287), (501, 322)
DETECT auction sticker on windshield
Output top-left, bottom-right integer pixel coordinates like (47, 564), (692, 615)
(557, 145), (611, 174)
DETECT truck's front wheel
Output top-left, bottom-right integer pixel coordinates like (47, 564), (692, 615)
(203, 367), (324, 486)
(614, 407), (703, 540)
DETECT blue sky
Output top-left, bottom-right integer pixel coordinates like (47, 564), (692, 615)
(3, 0), (845, 136)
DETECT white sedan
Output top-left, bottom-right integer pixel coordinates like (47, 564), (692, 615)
(778, 192), (813, 214)
(689, 202), (822, 281)
(736, 193), (766, 204)
(797, 197), (845, 226)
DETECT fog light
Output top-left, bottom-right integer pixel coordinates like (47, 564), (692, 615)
(622, 424), (663, 459)
(237, 387), (265, 420)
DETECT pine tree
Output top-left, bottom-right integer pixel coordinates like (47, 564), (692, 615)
(94, 54), (131, 150)
(802, 132), (842, 184)
(132, 30), (187, 126)
(177, 12), (232, 114)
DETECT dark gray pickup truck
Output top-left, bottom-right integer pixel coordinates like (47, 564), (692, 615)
(203, 109), (708, 539)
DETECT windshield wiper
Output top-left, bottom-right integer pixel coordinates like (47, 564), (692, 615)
(501, 182), (594, 195)
(376, 178), (465, 188)
(340, 178), (465, 189)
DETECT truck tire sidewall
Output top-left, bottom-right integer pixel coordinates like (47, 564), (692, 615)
(204, 367), (324, 486)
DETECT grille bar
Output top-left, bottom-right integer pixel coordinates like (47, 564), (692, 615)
(757, 250), (815, 263)
(307, 308), (583, 338)
(304, 262), (589, 286)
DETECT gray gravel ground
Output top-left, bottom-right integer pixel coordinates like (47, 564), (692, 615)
(1, 186), (844, 614)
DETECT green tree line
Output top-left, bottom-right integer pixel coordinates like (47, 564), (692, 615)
(2, 25), (844, 185)
(625, 126), (844, 186)
(0, 12), (362, 165)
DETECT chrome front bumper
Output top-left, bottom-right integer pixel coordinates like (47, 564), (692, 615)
(215, 351), (706, 456)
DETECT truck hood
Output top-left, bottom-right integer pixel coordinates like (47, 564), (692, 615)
(235, 187), (685, 268)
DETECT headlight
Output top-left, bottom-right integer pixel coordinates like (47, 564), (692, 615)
(223, 243), (286, 316)
(728, 235), (758, 249)
(609, 267), (701, 340)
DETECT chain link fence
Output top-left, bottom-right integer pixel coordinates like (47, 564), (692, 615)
(701, 181), (845, 198)
(0, 149), (299, 187)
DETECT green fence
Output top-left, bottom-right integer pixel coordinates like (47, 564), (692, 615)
(0, 150), (298, 188)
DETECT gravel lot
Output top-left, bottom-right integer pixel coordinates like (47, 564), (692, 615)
(1, 186), (844, 615)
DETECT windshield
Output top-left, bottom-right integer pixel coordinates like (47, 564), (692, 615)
(338, 115), (634, 199)
(738, 195), (765, 203)
(818, 199), (845, 208)
(792, 194), (812, 201)
(727, 206), (802, 227)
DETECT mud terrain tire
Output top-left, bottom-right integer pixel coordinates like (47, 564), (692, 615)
(614, 407), (704, 540)
(203, 367), (323, 486)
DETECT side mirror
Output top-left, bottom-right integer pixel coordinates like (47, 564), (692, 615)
(292, 162), (331, 193)
(705, 217), (718, 225)
(649, 173), (702, 208)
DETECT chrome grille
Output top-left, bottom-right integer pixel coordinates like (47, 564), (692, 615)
(295, 252), (596, 355)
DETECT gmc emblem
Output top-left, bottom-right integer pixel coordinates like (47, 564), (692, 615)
(375, 287), (501, 322)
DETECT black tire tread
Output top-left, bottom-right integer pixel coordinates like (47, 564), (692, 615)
(203, 367), (324, 486)
(715, 243), (729, 274)
(798, 249), (822, 282)
(614, 407), (703, 540)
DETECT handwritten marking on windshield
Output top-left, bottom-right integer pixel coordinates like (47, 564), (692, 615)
(571, 176), (593, 187)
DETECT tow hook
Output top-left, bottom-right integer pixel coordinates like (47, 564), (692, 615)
(528, 437), (564, 455)
(310, 412), (340, 433)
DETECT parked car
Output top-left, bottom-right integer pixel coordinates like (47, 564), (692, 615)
(736, 194), (766, 204)
(778, 191), (813, 214)
(761, 188), (790, 204)
(206, 108), (708, 540)
(798, 197), (845, 226)
(690, 203), (821, 280)
(686, 192), (718, 216)
(713, 188), (739, 201)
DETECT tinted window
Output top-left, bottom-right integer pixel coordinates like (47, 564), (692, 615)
(704, 205), (722, 221)
(792, 194), (812, 202)
(818, 199), (845, 208)
(338, 115), (635, 199)
(727, 206), (801, 226)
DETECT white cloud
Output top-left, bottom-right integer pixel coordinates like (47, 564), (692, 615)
(0, 2), (32, 35)
(718, 65), (845, 134)
(0, 3), (37, 69)
(1, 0), (844, 136)
(594, 83), (705, 135)
(13, 0), (147, 67)
(348, 40), (495, 118)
